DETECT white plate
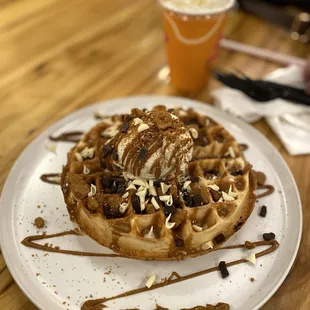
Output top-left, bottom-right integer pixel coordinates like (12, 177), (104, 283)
(0, 96), (302, 310)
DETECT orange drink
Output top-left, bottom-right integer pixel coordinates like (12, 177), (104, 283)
(159, 0), (234, 91)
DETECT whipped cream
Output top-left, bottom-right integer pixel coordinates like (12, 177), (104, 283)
(108, 109), (194, 180)
(160, 0), (234, 15)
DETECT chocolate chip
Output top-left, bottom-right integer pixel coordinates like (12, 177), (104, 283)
(120, 122), (129, 133)
(175, 238), (184, 247)
(214, 233), (225, 244)
(263, 232), (275, 241)
(163, 204), (176, 217)
(259, 206), (267, 217)
(139, 148), (148, 160)
(219, 261), (229, 279)
(102, 177), (112, 189)
(193, 194), (203, 206)
(191, 176), (200, 183)
(168, 108), (174, 113)
(103, 145), (113, 158)
(132, 196), (142, 214)
(112, 150), (119, 161)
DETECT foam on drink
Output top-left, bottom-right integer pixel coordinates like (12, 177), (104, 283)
(160, 0), (234, 15)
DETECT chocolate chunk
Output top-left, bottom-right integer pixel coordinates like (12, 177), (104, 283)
(103, 204), (122, 219)
(263, 232), (275, 241)
(116, 185), (126, 194)
(191, 176), (200, 183)
(182, 193), (193, 207)
(142, 108), (148, 112)
(102, 145), (113, 158)
(120, 122), (129, 133)
(112, 150), (119, 161)
(154, 180), (162, 188)
(259, 205), (267, 217)
(139, 147), (148, 160)
(214, 233), (225, 244)
(132, 196), (143, 214)
(196, 136), (209, 146)
(102, 177), (112, 189)
(123, 114), (133, 122)
(219, 261), (229, 278)
(100, 159), (107, 169)
(193, 194), (203, 206)
(210, 189), (222, 202)
(168, 108), (174, 113)
(163, 204), (176, 217)
(175, 238), (184, 247)
(113, 177), (126, 187)
(230, 170), (244, 176)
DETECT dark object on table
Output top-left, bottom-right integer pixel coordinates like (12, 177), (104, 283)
(214, 71), (310, 106)
(237, 0), (310, 43)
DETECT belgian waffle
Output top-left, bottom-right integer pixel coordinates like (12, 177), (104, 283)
(61, 106), (256, 260)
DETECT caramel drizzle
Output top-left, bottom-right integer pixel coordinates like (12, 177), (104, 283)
(40, 173), (61, 185)
(49, 131), (84, 143)
(21, 230), (119, 257)
(256, 185), (275, 199)
(81, 240), (279, 310)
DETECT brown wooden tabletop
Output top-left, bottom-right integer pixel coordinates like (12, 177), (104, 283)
(0, 1), (309, 309)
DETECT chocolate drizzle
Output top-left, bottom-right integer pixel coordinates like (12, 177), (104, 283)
(81, 240), (278, 310)
(21, 230), (119, 257)
(49, 131), (84, 143)
(40, 173), (61, 185)
(21, 230), (278, 310)
(256, 185), (275, 199)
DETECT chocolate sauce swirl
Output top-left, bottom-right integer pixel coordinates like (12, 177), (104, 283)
(40, 173), (61, 185)
(49, 131), (84, 143)
(81, 240), (279, 309)
(256, 185), (275, 199)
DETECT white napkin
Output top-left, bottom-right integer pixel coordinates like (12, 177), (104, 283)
(212, 65), (310, 155)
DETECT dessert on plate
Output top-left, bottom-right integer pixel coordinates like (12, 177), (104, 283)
(61, 106), (256, 260)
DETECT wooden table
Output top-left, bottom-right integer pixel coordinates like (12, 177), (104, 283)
(0, 1), (309, 309)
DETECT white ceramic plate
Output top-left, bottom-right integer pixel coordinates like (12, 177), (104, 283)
(0, 96), (302, 310)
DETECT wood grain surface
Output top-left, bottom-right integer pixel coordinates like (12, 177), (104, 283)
(0, 1), (309, 309)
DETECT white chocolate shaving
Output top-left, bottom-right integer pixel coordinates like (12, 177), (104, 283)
(183, 181), (192, 190)
(75, 152), (83, 162)
(138, 124), (150, 133)
(144, 226), (156, 239)
(165, 213), (176, 229)
(192, 225), (203, 232)
(145, 275), (156, 288)
(122, 192), (129, 199)
(222, 191), (235, 202)
(133, 118), (143, 125)
(126, 183), (136, 190)
(88, 184), (97, 197)
(160, 182), (171, 195)
(189, 128), (198, 139)
(171, 114), (178, 120)
(228, 185), (238, 198)
(81, 147), (95, 159)
(119, 202), (129, 214)
(245, 253), (256, 265)
(228, 146), (236, 158)
(202, 241), (214, 250)
(148, 180), (157, 196)
(83, 165), (90, 175)
(207, 184), (219, 191)
(151, 197), (160, 210)
(46, 143), (57, 154)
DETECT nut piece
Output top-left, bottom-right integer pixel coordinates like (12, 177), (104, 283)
(145, 275), (156, 288)
(34, 217), (45, 229)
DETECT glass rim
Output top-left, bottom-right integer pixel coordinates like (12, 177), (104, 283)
(159, 0), (235, 16)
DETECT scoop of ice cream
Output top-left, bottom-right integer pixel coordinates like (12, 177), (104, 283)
(105, 107), (194, 180)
